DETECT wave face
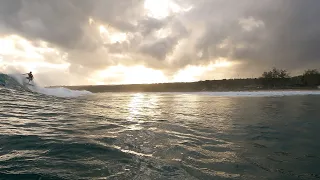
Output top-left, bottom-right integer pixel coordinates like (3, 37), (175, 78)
(0, 73), (91, 98)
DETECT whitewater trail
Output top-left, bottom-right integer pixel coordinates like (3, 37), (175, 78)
(0, 73), (92, 98)
(29, 86), (92, 98)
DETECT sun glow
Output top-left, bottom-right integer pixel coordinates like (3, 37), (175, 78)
(99, 25), (107, 34)
(212, 59), (232, 68)
(0, 35), (62, 60)
(99, 25), (127, 44)
(96, 65), (167, 85)
(94, 58), (235, 85)
(0, 34), (69, 74)
(122, 66), (167, 84)
(89, 18), (94, 25)
(144, 0), (192, 19)
(0, 35), (41, 59)
(173, 59), (234, 82)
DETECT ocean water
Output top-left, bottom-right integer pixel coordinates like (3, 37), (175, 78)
(1, 74), (320, 180)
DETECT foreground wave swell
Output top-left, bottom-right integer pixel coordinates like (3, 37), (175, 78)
(1, 88), (320, 179)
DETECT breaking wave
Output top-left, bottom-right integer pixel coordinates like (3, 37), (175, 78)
(0, 73), (91, 98)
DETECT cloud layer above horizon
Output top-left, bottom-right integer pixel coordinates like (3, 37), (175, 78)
(1, 0), (320, 86)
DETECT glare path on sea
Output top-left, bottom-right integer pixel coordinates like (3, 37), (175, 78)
(1, 89), (320, 179)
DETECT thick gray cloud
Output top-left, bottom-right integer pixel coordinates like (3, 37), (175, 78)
(1, 0), (320, 84)
(166, 0), (320, 74)
(139, 36), (179, 60)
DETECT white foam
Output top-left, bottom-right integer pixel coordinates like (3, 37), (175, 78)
(190, 91), (320, 97)
(30, 86), (92, 98)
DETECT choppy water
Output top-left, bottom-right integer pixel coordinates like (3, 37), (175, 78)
(1, 87), (320, 180)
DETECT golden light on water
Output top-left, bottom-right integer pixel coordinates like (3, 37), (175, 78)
(128, 93), (144, 120)
(127, 93), (160, 127)
(127, 93), (146, 130)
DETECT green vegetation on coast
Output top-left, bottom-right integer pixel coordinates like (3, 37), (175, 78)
(58, 68), (320, 93)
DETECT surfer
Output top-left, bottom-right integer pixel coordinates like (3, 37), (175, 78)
(23, 71), (34, 83)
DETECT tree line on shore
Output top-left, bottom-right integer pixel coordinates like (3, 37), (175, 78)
(260, 68), (320, 88)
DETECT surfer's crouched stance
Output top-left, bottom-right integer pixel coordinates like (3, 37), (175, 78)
(24, 71), (34, 83)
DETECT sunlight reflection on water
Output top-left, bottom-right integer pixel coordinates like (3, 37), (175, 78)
(1, 91), (320, 179)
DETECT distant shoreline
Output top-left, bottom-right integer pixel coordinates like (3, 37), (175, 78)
(49, 78), (320, 93)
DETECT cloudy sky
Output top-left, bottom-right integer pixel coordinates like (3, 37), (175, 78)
(0, 0), (320, 86)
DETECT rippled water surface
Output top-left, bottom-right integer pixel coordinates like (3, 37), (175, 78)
(1, 89), (320, 180)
